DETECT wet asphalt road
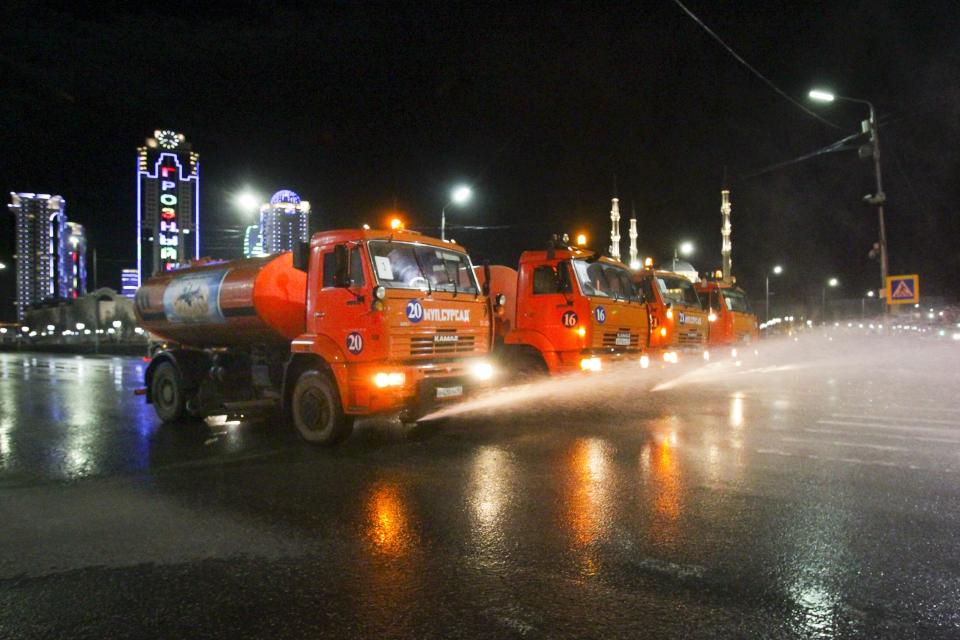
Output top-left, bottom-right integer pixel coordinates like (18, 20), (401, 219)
(1, 332), (960, 639)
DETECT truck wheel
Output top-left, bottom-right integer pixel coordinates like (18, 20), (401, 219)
(513, 353), (547, 382)
(152, 361), (188, 422)
(291, 370), (354, 445)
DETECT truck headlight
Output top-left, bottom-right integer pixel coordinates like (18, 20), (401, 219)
(471, 361), (494, 381)
(703, 350), (710, 361)
(708, 312), (717, 322)
(374, 286), (387, 301)
(640, 355), (650, 369)
(665, 308), (674, 320)
(373, 371), (406, 388)
(659, 327), (668, 337)
(579, 357), (602, 372)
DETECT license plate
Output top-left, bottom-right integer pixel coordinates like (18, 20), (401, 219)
(436, 385), (463, 399)
(615, 333), (631, 346)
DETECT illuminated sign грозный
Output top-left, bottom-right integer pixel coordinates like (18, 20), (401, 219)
(157, 159), (180, 272)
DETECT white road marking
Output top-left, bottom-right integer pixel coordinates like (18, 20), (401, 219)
(829, 413), (960, 426)
(818, 419), (960, 436)
(804, 428), (960, 445)
(754, 449), (954, 472)
(779, 436), (909, 452)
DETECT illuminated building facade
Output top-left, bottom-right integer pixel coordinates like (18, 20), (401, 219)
(243, 224), (265, 258)
(7, 193), (70, 321)
(258, 189), (310, 255)
(121, 268), (139, 298)
(137, 130), (199, 284)
(65, 221), (87, 299)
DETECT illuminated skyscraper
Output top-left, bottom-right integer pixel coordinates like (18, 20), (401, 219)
(65, 221), (87, 299)
(257, 190), (310, 255)
(137, 130), (200, 284)
(7, 193), (70, 321)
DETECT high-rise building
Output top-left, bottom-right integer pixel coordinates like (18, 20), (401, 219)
(65, 221), (87, 298)
(137, 130), (200, 284)
(258, 190), (310, 255)
(8, 193), (70, 321)
(121, 268), (138, 298)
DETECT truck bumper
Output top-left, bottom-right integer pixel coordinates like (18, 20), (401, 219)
(340, 358), (492, 417)
(551, 349), (647, 375)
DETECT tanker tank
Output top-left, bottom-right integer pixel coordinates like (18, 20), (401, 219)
(134, 253), (307, 348)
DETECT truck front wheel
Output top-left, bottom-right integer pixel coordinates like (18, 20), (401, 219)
(152, 361), (189, 422)
(291, 370), (354, 445)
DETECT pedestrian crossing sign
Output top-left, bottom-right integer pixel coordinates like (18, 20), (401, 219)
(886, 274), (919, 305)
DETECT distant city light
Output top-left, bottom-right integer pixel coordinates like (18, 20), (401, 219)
(773, 265), (783, 275)
(866, 290), (875, 297)
(112, 320), (122, 329)
(828, 278), (839, 287)
(679, 241), (694, 257)
(576, 233), (587, 246)
(0, 262), (6, 270)
(390, 218), (403, 230)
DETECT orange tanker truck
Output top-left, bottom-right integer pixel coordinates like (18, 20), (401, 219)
(476, 240), (649, 377)
(135, 228), (493, 444)
(633, 265), (708, 362)
(695, 277), (759, 348)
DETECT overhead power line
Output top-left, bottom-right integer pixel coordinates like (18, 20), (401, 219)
(669, 0), (839, 129)
(737, 130), (864, 181)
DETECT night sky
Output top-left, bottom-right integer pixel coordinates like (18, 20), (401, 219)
(2, 2), (958, 321)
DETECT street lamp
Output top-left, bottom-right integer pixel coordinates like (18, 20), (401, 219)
(765, 265), (783, 322)
(822, 277), (839, 321)
(441, 185), (473, 241)
(234, 190), (262, 215)
(809, 88), (888, 308)
(0, 261), (6, 270)
(672, 241), (694, 270)
(862, 290), (876, 318)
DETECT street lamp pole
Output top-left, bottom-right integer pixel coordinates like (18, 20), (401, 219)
(822, 277), (838, 322)
(765, 265), (782, 322)
(809, 90), (888, 311)
(441, 185), (473, 242)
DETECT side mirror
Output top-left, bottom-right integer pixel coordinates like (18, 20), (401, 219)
(293, 241), (310, 272)
(333, 244), (349, 287)
(482, 262), (491, 296)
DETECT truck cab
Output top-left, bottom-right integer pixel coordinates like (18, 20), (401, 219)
(290, 229), (493, 437)
(695, 279), (759, 347)
(633, 268), (708, 362)
(478, 246), (649, 376)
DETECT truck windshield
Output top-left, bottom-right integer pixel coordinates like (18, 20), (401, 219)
(656, 276), (701, 307)
(572, 260), (641, 301)
(722, 289), (751, 313)
(367, 240), (479, 294)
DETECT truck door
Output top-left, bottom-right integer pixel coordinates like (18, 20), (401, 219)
(517, 262), (575, 345)
(313, 243), (371, 360)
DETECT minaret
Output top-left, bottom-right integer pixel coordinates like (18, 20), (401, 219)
(628, 203), (638, 268)
(609, 196), (621, 261)
(721, 189), (732, 282)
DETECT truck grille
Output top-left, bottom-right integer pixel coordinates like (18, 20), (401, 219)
(678, 330), (704, 346)
(602, 329), (640, 350)
(408, 330), (477, 356)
